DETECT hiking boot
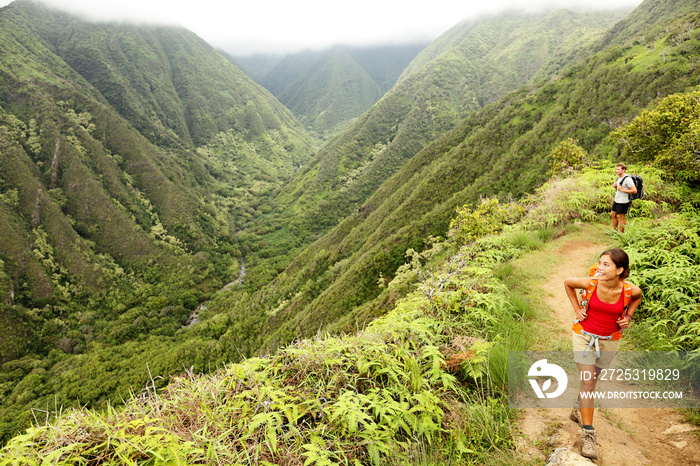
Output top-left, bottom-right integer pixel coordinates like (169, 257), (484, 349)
(581, 428), (598, 459)
(570, 400), (582, 426)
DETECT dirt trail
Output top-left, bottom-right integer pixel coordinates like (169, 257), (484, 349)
(517, 238), (700, 465)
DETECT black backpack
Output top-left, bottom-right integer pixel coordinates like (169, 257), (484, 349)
(623, 175), (644, 201)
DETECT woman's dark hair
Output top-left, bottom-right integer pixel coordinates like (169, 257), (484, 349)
(600, 248), (630, 279)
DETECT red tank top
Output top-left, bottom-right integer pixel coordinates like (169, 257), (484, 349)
(580, 286), (625, 336)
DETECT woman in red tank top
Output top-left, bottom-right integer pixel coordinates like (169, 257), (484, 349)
(580, 283), (626, 336)
(564, 248), (642, 459)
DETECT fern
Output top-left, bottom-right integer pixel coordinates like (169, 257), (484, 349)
(624, 214), (700, 350)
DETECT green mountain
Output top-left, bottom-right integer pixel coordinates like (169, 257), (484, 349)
(238, 44), (426, 135)
(2, 90), (698, 463)
(275, 9), (629, 239)
(0, 0), (314, 442)
(2, 0), (699, 451)
(227, 51), (285, 82)
(0, 0), (314, 296)
(225, 8), (630, 321)
(396, 8), (630, 85)
(204, 0), (700, 357)
(277, 46), (384, 134)
(247, 50), (319, 97)
(347, 43), (429, 93)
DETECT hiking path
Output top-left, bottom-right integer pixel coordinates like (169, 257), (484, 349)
(514, 227), (700, 465)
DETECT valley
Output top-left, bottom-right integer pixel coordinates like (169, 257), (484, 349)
(0, 0), (699, 462)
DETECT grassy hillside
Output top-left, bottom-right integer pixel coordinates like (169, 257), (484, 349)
(206, 0), (700, 358)
(2, 156), (697, 463)
(272, 9), (628, 241)
(397, 9), (632, 84)
(242, 44), (426, 136)
(248, 50), (318, 96)
(277, 46), (384, 135)
(0, 0), (314, 298)
(229, 8), (629, 306)
(227, 52), (285, 83)
(0, 0), (315, 443)
(2, 11), (699, 455)
(1, 0), (698, 452)
(347, 43), (428, 94)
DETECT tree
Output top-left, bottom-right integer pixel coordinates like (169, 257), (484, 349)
(548, 138), (587, 177)
(612, 88), (700, 184)
(448, 198), (523, 247)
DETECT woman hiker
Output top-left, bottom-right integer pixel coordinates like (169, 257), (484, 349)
(564, 248), (642, 459)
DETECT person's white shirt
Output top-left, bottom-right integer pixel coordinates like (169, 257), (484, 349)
(614, 176), (635, 204)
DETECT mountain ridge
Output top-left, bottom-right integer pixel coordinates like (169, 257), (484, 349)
(0, 0), (315, 442)
(277, 46), (384, 135)
(273, 8), (630, 237)
(216, 0), (700, 355)
(2, 157), (698, 462)
(235, 43), (427, 135)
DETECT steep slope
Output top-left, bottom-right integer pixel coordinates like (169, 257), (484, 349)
(235, 8), (626, 290)
(0, 0), (313, 297)
(247, 44), (426, 135)
(278, 46), (384, 134)
(53, 14), (307, 151)
(3, 132), (698, 464)
(347, 43), (428, 93)
(274, 9), (628, 239)
(207, 0), (700, 355)
(0, 0), (314, 442)
(227, 52), (284, 82)
(396, 8), (632, 84)
(256, 50), (319, 96)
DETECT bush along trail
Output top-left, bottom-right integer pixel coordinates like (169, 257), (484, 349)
(514, 224), (700, 465)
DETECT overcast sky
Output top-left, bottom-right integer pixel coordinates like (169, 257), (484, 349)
(1, 0), (644, 56)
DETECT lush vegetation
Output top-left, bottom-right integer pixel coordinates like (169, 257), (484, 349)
(217, 8), (637, 345)
(2, 158), (698, 464)
(277, 46), (384, 136)
(0, 177), (552, 465)
(238, 44), (427, 137)
(0, 0), (314, 444)
(209, 1), (700, 362)
(1, 0), (700, 460)
(612, 87), (700, 184)
(272, 9), (627, 239)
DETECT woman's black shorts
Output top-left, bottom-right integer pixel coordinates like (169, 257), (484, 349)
(611, 202), (630, 214)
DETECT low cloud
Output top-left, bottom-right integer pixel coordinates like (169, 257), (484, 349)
(0, 0), (643, 55)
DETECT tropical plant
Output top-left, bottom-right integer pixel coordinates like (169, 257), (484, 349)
(612, 87), (700, 185)
(548, 138), (588, 177)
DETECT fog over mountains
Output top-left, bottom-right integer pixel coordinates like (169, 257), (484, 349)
(0, 0), (644, 54)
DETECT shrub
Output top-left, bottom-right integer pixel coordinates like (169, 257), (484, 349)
(448, 198), (524, 247)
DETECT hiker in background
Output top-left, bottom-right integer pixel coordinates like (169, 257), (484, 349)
(610, 163), (637, 233)
(564, 248), (642, 460)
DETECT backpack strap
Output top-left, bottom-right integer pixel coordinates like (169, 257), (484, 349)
(622, 175), (632, 202)
(573, 278), (633, 331)
(579, 278), (631, 317)
(578, 276), (598, 317)
(621, 280), (632, 319)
